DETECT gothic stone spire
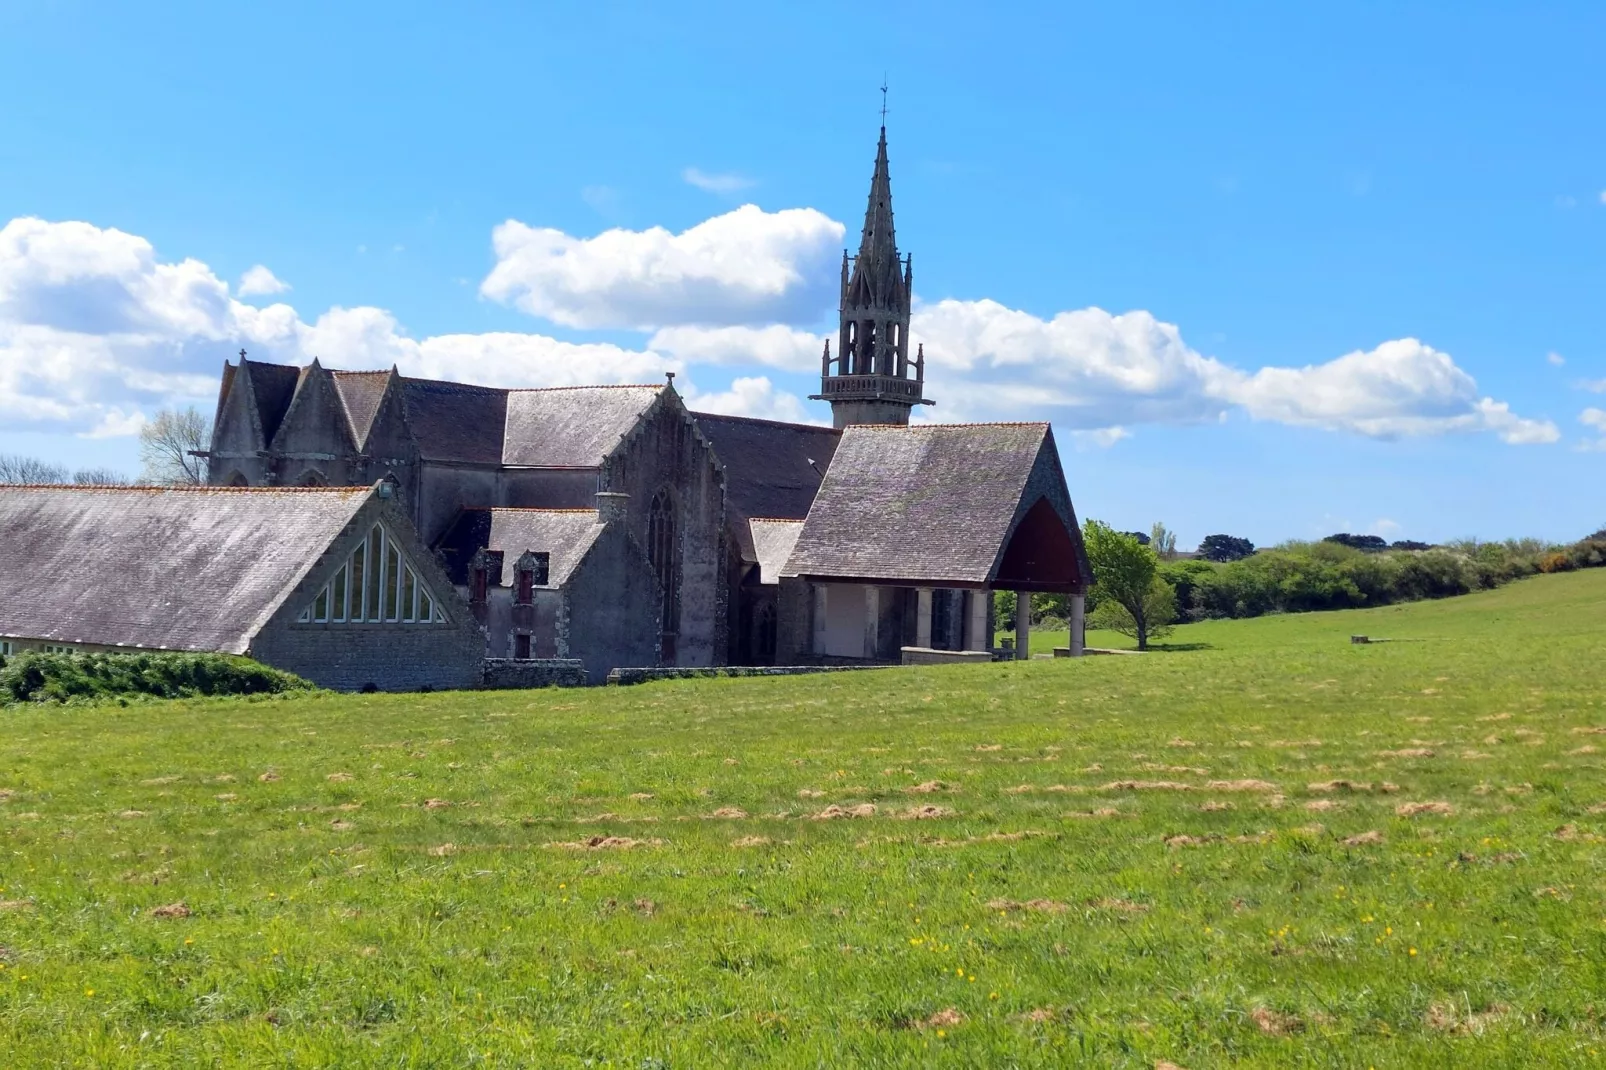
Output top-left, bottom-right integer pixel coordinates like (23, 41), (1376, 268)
(812, 122), (931, 429)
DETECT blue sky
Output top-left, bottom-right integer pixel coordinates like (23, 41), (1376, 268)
(2, 1), (1603, 546)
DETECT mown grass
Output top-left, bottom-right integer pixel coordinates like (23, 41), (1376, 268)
(2, 571), (1604, 1067)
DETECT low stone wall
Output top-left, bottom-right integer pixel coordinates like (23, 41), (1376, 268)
(481, 658), (588, 689)
(606, 664), (893, 686)
(900, 646), (994, 666)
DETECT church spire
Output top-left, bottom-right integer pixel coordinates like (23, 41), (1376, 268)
(810, 119), (932, 429)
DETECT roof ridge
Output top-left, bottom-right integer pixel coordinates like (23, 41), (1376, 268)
(848, 421), (1050, 430)
(0, 484), (370, 494)
(483, 506), (601, 515)
(506, 384), (664, 394)
(692, 411), (838, 432)
(749, 516), (808, 524)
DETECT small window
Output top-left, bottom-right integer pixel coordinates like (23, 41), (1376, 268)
(470, 564), (489, 604)
(513, 550), (547, 605)
(513, 633), (532, 660)
(0, 641), (12, 656)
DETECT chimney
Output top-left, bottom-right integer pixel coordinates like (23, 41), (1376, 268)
(595, 491), (629, 525)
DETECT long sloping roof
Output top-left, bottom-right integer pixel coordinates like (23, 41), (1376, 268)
(0, 485), (372, 653)
(693, 413), (840, 558)
(749, 519), (805, 585)
(399, 378), (509, 464)
(783, 423), (1055, 586)
(502, 386), (665, 467)
(434, 508), (605, 587)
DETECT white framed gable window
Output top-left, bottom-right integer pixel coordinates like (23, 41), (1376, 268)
(298, 523), (448, 625)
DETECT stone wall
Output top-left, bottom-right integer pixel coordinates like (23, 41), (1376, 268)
(564, 523), (663, 683)
(482, 658), (587, 689)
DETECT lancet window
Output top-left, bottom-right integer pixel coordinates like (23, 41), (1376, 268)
(298, 523), (447, 625)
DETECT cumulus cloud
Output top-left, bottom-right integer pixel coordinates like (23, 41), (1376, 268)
(648, 323), (823, 372)
(904, 299), (1556, 444)
(479, 205), (844, 330)
(238, 265), (289, 297)
(685, 376), (819, 424)
(1547, 351), (1566, 366)
(0, 217), (675, 436)
(682, 168), (755, 195)
(1069, 426), (1132, 448)
(1581, 407), (1606, 451)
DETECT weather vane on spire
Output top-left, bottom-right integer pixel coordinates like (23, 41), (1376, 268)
(880, 78), (888, 126)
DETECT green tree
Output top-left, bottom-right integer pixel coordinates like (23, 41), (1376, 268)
(1083, 520), (1176, 650)
(1150, 522), (1178, 561)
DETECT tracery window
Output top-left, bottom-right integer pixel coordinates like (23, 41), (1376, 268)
(647, 489), (680, 660)
(298, 523), (446, 625)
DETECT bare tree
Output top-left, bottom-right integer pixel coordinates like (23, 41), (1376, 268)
(0, 454), (69, 484)
(139, 407), (211, 485)
(72, 468), (132, 486)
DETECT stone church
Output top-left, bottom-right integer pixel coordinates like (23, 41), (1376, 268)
(0, 126), (1091, 690)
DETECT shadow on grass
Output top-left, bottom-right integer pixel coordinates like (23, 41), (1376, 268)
(1129, 642), (1214, 653)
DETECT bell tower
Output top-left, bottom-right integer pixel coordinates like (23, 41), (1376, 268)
(811, 124), (932, 428)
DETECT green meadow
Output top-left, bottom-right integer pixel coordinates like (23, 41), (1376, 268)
(2, 570), (1604, 1067)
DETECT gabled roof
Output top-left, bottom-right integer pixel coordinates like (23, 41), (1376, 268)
(783, 423), (1086, 590)
(692, 412), (840, 558)
(0, 485), (373, 654)
(243, 359), (301, 444)
(331, 370), (394, 450)
(434, 508), (606, 587)
(502, 386), (665, 467)
(749, 518), (805, 585)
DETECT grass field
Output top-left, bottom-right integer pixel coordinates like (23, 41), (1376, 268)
(2, 571), (1604, 1066)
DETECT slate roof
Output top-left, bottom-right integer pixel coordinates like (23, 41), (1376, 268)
(399, 377), (509, 465)
(331, 370), (393, 449)
(502, 386), (664, 467)
(692, 413), (840, 559)
(434, 508), (605, 587)
(0, 485), (373, 654)
(782, 423), (1057, 587)
(749, 519), (805, 585)
(243, 359), (301, 444)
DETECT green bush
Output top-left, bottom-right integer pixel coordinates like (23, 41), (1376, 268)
(0, 651), (315, 705)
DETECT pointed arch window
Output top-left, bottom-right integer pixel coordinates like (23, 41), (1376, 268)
(647, 489), (680, 660)
(297, 523), (447, 625)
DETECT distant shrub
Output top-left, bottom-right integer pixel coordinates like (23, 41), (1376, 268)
(0, 651), (315, 705)
(1198, 534), (1256, 562)
(1389, 540), (1432, 552)
(1538, 552), (1574, 574)
(1323, 533), (1390, 552)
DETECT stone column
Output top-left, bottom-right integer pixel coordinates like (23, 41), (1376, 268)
(1070, 593), (1086, 656)
(864, 586), (880, 659)
(916, 588), (933, 648)
(812, 585), (828, 656)
(966, 591), (989, 652)
(1016, 591), (1030, 661)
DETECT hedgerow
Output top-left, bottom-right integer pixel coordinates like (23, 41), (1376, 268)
(0, 650), (314, 705)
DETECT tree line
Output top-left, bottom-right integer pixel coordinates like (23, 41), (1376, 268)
(0, 408), (211, 487)
(1007, 522), (1606, 650)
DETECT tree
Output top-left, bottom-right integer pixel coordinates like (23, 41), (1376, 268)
(1082, 520), (1176, 650)
(1198, 534), (1256, 562)
(1150, 522), (1178, 561)
(1323, 532), (1388, 552)
(0, 455), (128, 485)
(1090, 577), (1178, 648)
(139, 407), (211, 485)
(0, 454), (68, 484)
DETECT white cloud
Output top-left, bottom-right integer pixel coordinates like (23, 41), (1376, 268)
(683, 168), (756, 195)
(1581, 407), (1606, 431)
(1069, 426), (1131, 448)
(0, 217), (676, 436)
(480, 205), (844, 330)
(1228, 338), (1559, 444)
(1600, 190), (1606, 205)
(1369, 518), (1401, 537)
(1548, 351), (1566, 366)
(1579, 378), (1606, 393)
(648, 323), (823, 372)
(906, 299), (1556, 444)
(238, 264), (289, 297)
(685, 375), (819, 424)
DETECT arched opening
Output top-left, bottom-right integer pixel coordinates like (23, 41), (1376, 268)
(647, 489), (680, 663)
(299, 470), (327, 488)
(225, 471), (249, 488)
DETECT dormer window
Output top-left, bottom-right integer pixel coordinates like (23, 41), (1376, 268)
(513, 550), (549, 606)
(471, 561), (489, 604)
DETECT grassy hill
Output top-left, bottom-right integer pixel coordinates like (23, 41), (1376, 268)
(2, 571), (1603, 1066)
